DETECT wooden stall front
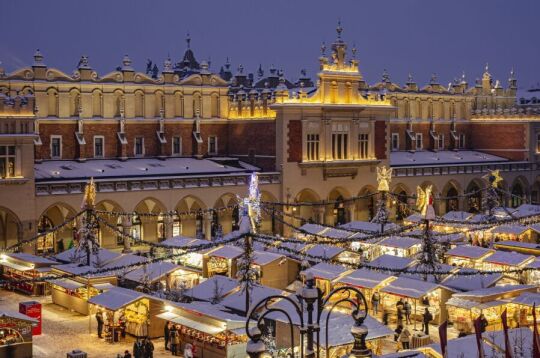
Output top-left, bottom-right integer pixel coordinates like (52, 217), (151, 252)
(301, 262), (350, 297)
(332, 268), (395, 309)
(0, 311), (38, 358)
(375, 236), (422, 259)
(252, 251), (299, 290)
(203, 246), (243, 278)
(0, 253), (57, 296)
(445, 245), (494, 269)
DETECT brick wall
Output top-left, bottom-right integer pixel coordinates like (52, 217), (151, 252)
(470, 122), (527, 160)
(287, 120), (302, 162)
(374, 121), (387, 159)
(227, 121), (276, 171)
(37, 123), (78, 160)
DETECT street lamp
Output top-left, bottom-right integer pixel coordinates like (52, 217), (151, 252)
(245, 272), (372, 358)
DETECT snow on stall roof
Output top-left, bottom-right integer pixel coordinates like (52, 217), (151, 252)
(483, 327), (533, 357)
(339, 221), (399, 233)
(305, 244), (344, 259)
(494, 240), (540, 250)
(441, 211), (475, 222)
(160, 236), (197, 248)
(6, 253), (57, 265)
(483, 250), (534, 266)
(0, 310), (39, 323)
(390, 150), (508, 167)
(88, 287), (148, 311)
(123, 261), (180, 283)
(54, 247), (121, 266)
(208, 245), (244, 259)
(378, 352), (426, 358)
(527, 258), (540, 269)
(50, 278), (85, 290)
(453, 285), (536, 301)
(188, 276), (238, 302)
(336, 268), (394, 289)
(490, 224), (529, 235)
(380, 277), (440, 298)
(367, 254), (415, 271)
(446, 245), (494, 259)
(513, 204), (540, 218)
(379, 236), (421, 249)
(52, 263), (113, 278)
(252, 250), (284, 266)
(170, 300), (247, 328)
(424, 333), (494, 358)
(298, 223), (351, 239)
(511, 292), (540, 307)
(404, 213), (423, 223)
(442, 268), (502, 292)
(302, 262), (349, 281)
(220, 284), (285, 312)
(35, 157), (259, 181)
(100, 253), (148, 271)
(401, 263), (457, 284)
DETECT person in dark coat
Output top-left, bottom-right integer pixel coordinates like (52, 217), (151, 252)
(123, 351), (132, 358)
(95, 310), (104, 338)
(479, 313), (489, 333)
(133, 339), (145, 358)
(422, 307), (433, 335)
(170, 325), (179, 356)
(144, 337), (154, 358)
(383, 308), (390, 326)
(164, 322), (172, 350)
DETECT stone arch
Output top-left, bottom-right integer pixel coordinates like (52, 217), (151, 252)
(174, 91), (184, 117)
(260, 191), (278, 234)
(294, 189), (321, 225)
(441, 180), (462, 213)
(92, 89), (103, 117)
(175, 195), (207, 238)
(327, 187), (351, 225)
(511, 176), (530, 208)
(46, 87), (59, 117)
(210, 92), (220, 118)
(38, 202), (77, 253)
(95, 200), (124, 248)
(133, 197), (166, 242)
(465, 178), (485, 213)
(0, 206), (22, 250)
(392, 183), (412, 221)
(192, 91), (202, 117)
(213, 193), (238, 235)
(68, 88), (81, 117)
(154, 90), (164, 117)
(356, 185), (377, 221)
(134, 90), (145, 117)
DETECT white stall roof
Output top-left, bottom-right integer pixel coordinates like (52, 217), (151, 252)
(381, 277), (440, 299)
(123, 261), (180, 283)
(453, 285), (536, 301)
(511, 292), (540, 307)
(490, 224), (529, 235)
(50, 278), (84, 290)
(367, 254), (415, 271)
(305, 244), (344, 259)
(55, 247), (121, 266)
(513, 204), (540, 218)
(221, 284), (284, 312)
(88, 287), (148, 311)
(209, 245), (244, 259)
(101, 253), (148, 271)
(483, 251), (534, 266)
(379, 236), (421, 249)
(483, 327), (533, 356)
(442, 268), (502, 292)
(171, 315), (224, 335)
(6, 253), (57, 265)
(302, 262), (349, 281)
(189, 276), (238, 302)
(441, 211), (474, 222)
(0, 310), (38, 324)
(336, 268), (394, 289)
(424, 334), (493, 358)
(252, 250), (284, 266)
(1, 260), (32, 272)
(446, 245), (494, 259)
(339, 221), (399, 233)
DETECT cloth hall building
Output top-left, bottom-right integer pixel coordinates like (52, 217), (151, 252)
(1, 26), (539, 252)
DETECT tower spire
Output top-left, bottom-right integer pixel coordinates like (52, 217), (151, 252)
(336, 19), (343, 40)
(186, 32), (191, 49)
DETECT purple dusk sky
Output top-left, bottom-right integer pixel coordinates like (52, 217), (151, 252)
(1, 0), (539, 90)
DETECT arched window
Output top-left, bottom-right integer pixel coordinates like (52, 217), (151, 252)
(92, 91), (102, 117)
(134, 91), (144, 117)
(69, 90), (80, 117)
(446, 187), (459, 213)
(512, 184), (524, 208)
(193, 93), (202, 117)
(113, 91), (123, 118)
(47, 89), (58, 117)
(210, 94), (219, 118)
(175, 93), (184, 117)
(155, 91), (164, 117)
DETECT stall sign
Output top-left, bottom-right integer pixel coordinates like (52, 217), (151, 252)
(19, 301), (41, 335)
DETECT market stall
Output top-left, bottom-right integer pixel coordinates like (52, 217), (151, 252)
(252, 250), (297, 289)
(509, 292), (540, 328)
(0, 253), (57, 296)
(481, 250), (535, 284)
(204, 245), (243, 278)
(88, 286), (164, 340)
(375, 236), (422, 259)
(525, 258), (540, 285)
(188, 276), (238, 303)
(493, 240), (540, 256)
(333, 268), (395, 306)
(380, 276), (454, 325)
(488, 224), (538, 243)
(159, 300), (248, 358)
(445, 245), (494, 268)
(159, 236), (210, 270)
(122, 261), (198, 291)
(441, 268), (503, 292)
(301, 262), (350, 296)
(367, 254), (416, 273)
(0, 310), (38, 358)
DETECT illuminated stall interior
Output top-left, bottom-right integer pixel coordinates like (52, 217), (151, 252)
(480, 251), (535, 284)
(203, 245), (243, 278)
(509, 292), (540, 328)
(0, 311), (38, 358)
(123, 261), (199, 290)
(0, 253), (57, 295)
(488, 224), (537, 243)
(374, 236), (422, 259)
(333, 268), (395, 305)
(301, 262), (349, 297)
(445, 245), (494, 269)
(304, 244), (360, 266)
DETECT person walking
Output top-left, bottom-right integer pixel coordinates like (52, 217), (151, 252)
(422, 308), (433, 335)
(383, 308), (390, 326)
(396, 306), (404, 328)
(95, 310), (104, 338)
(170, 326), (180, 356)
(404, 300), (412, 325)
(398, 325), (411, 350)
(371, 291), (380, 315)
(144, 337), (154, 358)
(123, 351), (132, 358)
(133, 338), (145, 358)
(479, 313), (489, 333)
(164, 322), (172, 351)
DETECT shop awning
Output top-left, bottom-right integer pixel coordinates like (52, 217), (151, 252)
(92, 283), (115, 291)
(1, 260), (32, 272)
(171, 315), (224, 335)
(50, 279), (84, 290)
(156, 312), (179, 320)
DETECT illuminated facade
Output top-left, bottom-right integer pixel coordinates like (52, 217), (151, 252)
(1, 24), (540, 249)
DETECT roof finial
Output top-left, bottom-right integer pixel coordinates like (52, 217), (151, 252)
(407, 72), (414, 84)
(484, 62), (489, 73)
(382, 69), (390, 83)
(321, 42), (327, 56)
(336, 19), (343, 39)
(430, 73), (438, 84)
(351, 43), (357, 59)
(186, 32), (191, 49)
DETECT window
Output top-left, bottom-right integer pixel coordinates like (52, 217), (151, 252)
(391, 133), (399, 151)
(0, 146), (15, 179)
(437, 134), (444, 150)
(458, 134), (466, 149)
(415, 133), (423, 150)
(537, 133), (540, 153)
(51, 136), (62, 159)
(172, 136), (182, 156)
(331, 123), (349, 160)
(306, 134), (320, 161)
(134, 137), (144, 156)
(358, 133), (369, 159)
(208, 136), (218, 155)
(94, 136), (104, 158)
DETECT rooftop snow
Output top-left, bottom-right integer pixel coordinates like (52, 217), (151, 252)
(511, 292), (540, 307)
(252, 250), (284, 266)
(188, 276), (238, 302)
(304, 244), (344, 259)
(378, 236), (421, 249)
(35, 157), (259, 181)
(380, 276), (440, 298)
(453, 284), (536, 302)
(54, 247), (121, 266)
(208, 245), (244, 259)
(441, 268), (502, 292)
(220, 284), (285, 312)
(6, 253), (57, 265)
(483, 250), (534, 266)
(446, 245), (494, 259)
(302, 262), (349, 281)
(336, 268), (394, 289)
(424, 332), (493, 358)
(88, 287), (149, 311)
(0, 310), (39, 324)
(442, 211), (474, 222)
(390, 150), (508, 167)
(123, 261), (180, 283)
(367, 254), (415, 271)
(339, 221), (399, 233)
(490, 224), (529, 235)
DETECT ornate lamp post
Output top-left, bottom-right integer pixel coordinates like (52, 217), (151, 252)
(245, 272), (372, 358)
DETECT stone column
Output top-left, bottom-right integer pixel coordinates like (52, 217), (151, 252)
(164, 215), (174, 240)
(313, 206), (325, 224)
(204, 212), (212, 241)
(346, 202), (356, 223)
(122, 215), (132, 253)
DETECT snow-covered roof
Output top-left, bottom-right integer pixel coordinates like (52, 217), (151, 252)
(494, 240), (540, 251)
(423, 333), (493, 358)
(304, 244), (344, 259)
(526, 257), (540, 269)
(511, 292), (540, 307)
(367, 254), (415, 271)
(441, 268), (502, 292)
(483, 250), (535, 266)
(490, 224), (529, 235)
(404, 213), (423, 223)
(390, 150), (508, 167)
(298, 223), (351, 239)
(220, 284), (285, 312)
(100, 253), (148, 271)
(453, 285), (536, 302)
(252, 250), (284, 266)
(339, 221), (399, 233)
(159, 236), (197, 248)
(52, 263), (113, 278)
(380, 277), (440, 298)
(50, 278), (84, 290)
(54, 247), (121, 266)
(513, 204), (540, 218)
(188, 276), (238, 302)
(0, 310), (39, 324)
(441, 211), (474, 222)
(401, 263), (457, 284)
(302, 262), (349, 281)
(88, 287), (149, 311)
(446, 245), (494, 259)
(123, 261), (181, 283)
(482, 327), (533, 357)
(208, 245), (244, 259)
(379, 236), (421, 249)
(5, 253), (57, 265)
(336, 268), (394, 289)
(35, 157), (259, 181)
(170, 301), (246, 328)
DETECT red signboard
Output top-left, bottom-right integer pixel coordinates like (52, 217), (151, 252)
(19, 301), (41, 335)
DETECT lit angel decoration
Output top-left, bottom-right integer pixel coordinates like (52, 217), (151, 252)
(376, 166), (392, 192)
(416, 185), (435, 220)
(81, 177), (96, 209)
(483, 169), (503, 188)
